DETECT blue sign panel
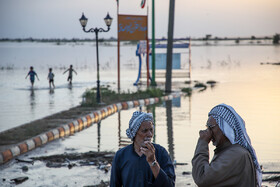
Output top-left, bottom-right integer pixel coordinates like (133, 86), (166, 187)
(149, 53), (181, 69)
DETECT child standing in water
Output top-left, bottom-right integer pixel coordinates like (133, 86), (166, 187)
(63, 65), (77, 85)
(25, 66), (39, 88)
(47, 68), (55, 88)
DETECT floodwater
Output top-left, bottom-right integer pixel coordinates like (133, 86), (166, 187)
(0, 41), (280, 186)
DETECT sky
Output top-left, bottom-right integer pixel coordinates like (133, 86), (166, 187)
(0, 0), (279, 39)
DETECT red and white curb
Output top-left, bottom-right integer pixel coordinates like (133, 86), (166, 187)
(0, 92), (182, 164)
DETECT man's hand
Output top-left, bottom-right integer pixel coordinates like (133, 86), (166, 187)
(199, 128), (213, 143)
(140, 141), (160, 178)
(140, 141), (156, 164)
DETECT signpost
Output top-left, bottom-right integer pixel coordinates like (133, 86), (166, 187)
(117, 14), (150, 90)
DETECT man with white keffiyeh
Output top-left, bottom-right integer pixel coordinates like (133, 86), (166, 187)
(192, 104), (262, 187)
(110, 111), (175, 187)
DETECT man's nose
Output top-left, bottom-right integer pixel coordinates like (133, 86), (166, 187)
(147, 130), (153, 137)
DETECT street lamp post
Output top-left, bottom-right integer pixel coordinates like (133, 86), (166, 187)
(79, 13), (113, 103)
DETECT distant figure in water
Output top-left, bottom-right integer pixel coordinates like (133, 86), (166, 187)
(25, 66), (39, 88)
(63, 65), (77, 85)
(47, 68), (55, 88)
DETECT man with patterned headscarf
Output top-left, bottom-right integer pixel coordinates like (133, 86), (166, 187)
(110, 111), (175, 187)
(192, 104), (262, 187)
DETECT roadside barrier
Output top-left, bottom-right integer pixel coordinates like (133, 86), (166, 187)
(0, 92), (183, 165)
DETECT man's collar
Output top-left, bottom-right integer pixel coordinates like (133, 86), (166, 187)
(214, 140), (232, 154)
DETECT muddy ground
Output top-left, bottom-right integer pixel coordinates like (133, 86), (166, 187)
(2, 150), (279, 186)
(0, 150), (193, 186)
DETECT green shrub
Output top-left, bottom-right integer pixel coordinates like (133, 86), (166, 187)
(81, 87), (164, 107)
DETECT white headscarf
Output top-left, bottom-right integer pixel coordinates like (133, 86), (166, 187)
(209, 103), (262, 187)
(126, 111), (154, 140)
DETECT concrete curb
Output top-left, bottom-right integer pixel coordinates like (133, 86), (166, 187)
(0, 92), (182, 165)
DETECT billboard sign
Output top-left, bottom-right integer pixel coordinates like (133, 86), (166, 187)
(118, 15), (148, 41)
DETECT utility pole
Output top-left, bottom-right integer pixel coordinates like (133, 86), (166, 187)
(151, 0), (157, 86)
(165, 0), (175, 93)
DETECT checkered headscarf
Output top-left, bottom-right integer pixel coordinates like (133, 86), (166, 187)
(126, 111), (154, 140)
(209, 104), (262, 187)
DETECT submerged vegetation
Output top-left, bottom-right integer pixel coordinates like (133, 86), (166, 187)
(194, 82), (207, 89)
(181, 88), (192, 96)
(181, 80), (218, 94)
(206, 80), (217, 85)
(81, 86), (165, 107)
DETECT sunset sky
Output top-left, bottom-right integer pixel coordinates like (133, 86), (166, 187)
(0, 0), (279, 39)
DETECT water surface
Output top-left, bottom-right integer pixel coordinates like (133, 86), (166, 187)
(0, 41), (279, 186)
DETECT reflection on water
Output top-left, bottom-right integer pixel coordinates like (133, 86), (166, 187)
(68, 84), (73, 90)
(117, 111), (133, 149)
(29, 89), (36, 116)
(49, 88), (55, 105)
(49, 88), (55, 95)
(151, 106), (156, 143)
(48, 88), (55, 112)
(166, 100), (175, 161)
(29, 89), (35, 105)
(97, 122), (101, 152)
(118, 112), (121, 148)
